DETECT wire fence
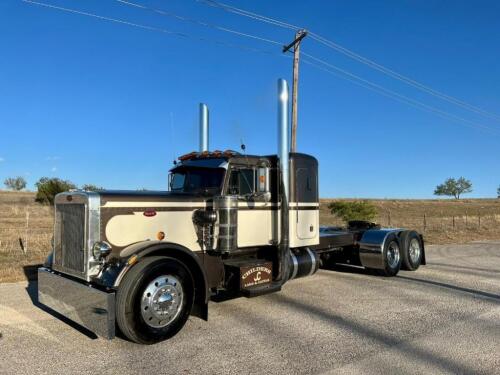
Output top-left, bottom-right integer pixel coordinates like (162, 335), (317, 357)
(2, 211), (500, 254)
(377, 212), (500, 232)
(0, 208), (52, 255)
(0, 226), (52, 255)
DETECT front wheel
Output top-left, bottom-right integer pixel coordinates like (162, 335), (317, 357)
(116, 256), (194, 344)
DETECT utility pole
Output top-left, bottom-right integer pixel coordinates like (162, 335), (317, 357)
(283, 29), (307, 152)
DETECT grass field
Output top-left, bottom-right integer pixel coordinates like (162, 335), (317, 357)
(0, 191), (53, 283)
(1, 191), (499, 283)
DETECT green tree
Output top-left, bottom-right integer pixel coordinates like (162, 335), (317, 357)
(81, 184), (104, 192)
(434, 177), (472, 199)
(497, 185), (500, 198)
(4, 176), (27, 191)
(328, 200), (377, 223)
(35, 177), (76, 205)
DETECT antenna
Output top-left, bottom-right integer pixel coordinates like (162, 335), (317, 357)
(170, 111), (176, 165)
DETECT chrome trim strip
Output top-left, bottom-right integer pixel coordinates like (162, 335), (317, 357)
(52, 191), (101, 281)
(86, 192), (101, 280)
(305, 247), (316, 276)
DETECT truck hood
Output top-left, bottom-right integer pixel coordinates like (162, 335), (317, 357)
(99, 190), (211, 205)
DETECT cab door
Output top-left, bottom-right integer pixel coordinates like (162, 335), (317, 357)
(226, 166), (273, 248)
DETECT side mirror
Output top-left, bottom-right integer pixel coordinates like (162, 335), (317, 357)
(168, 174), (173, 191)
(256, 167), (271, 202)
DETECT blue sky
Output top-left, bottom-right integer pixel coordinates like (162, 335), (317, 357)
(1, 0), (499, 198)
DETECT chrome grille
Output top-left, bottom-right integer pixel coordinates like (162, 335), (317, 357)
(54, 204), (86, 275)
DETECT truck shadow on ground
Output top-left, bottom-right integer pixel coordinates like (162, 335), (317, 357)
(266, 293), (480, 374)
(396, 275), (500, 302)
(428, 261), (500, 275)
(22, 265), (98, 340)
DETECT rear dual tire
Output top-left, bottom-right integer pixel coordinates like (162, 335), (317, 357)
(400, 231), (423, 271)
(375, 233), (402, 277)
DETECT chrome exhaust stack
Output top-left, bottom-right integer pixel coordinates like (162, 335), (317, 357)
(199, 103), (209, 152)
(278, 79), (290, 201)
(277, 79), (291, 283)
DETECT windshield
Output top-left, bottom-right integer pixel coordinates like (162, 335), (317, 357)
(170, 167), (225, 195)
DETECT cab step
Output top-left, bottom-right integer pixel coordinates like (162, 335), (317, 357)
(241, 282), (282, 298)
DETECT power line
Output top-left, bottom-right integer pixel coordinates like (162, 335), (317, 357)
(307, 32), (500, 123)
(199, 0), (500, 123)
(22, 0), (500, 135)
(301, 52), (499, 135)
(21, 0), (281, 57)
(120, 0), (499, 134)
(197, 0), (299, 31)
(115, 0), (283, 46)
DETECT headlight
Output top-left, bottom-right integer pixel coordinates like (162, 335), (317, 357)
(92, 241), (112, 260)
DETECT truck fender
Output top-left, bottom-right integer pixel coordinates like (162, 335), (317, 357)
(115, 240), (209, 321)
(43, 250), (54, 268)
(420, 234), (427, 265)
(358, 228), (404, 270)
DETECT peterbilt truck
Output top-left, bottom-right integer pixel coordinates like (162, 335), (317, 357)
(38, 79), (425, 344)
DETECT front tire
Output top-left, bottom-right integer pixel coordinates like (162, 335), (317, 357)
(116, 256), (194, 344)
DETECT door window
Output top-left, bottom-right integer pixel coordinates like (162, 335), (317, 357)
(228, 168), (255, 196)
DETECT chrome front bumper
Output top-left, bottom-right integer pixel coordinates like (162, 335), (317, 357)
(38, 267), (115, 339)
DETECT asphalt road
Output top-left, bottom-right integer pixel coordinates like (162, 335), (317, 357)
(1, 242), (499, 375)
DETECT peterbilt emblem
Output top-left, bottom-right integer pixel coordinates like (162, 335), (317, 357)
(143, 210), (157, 217)
(240, 262), (272, 289)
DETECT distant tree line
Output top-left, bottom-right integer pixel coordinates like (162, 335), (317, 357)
(4, 175), (500, 203)
(433, 178), (500, 200)
(3, 176), (27, 191)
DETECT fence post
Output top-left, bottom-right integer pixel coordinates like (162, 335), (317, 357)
(388, 211), (391, 227)
(453, 215), (455, 229)
(465, 211), (468, 229)
(423, 213), (427, 231)
(24, 210), (29, 255)
(478, 213), (481, 229)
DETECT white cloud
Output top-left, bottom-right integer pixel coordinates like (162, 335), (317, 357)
(51, 166), (57, 172)
(0, 157), (4, 162)
(46, 156), (60, 161)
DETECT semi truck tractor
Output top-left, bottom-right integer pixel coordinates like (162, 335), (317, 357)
(38, 79), (425, 344)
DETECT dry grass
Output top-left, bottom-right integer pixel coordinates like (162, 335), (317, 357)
(0, 191), (52, 283)
(1, 191), (500, 283)
(320, 198), (500, 244)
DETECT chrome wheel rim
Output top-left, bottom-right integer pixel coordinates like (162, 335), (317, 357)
(387, 241), (400, 269)
(141, 275), (184, 329)
(409, 238), (421, 264)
